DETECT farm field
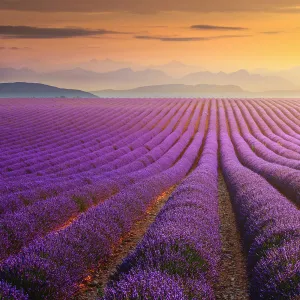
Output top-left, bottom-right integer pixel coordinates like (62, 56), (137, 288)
(0, 97), (299, 300)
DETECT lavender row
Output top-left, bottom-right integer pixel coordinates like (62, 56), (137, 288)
(104, 100), (220, 300)
(0, 102), (207, 299)
(0, 104), (188, 216)
(235, 100), (300, 160)
(0, 100), (196, 214)
(0, 103), (146, 170)
(49, 100), (187, 178)
(0, 99), (163, 164)
(230, 101), (300, 169)
(0, 281), (28, 300)
(277, 98), (300, 118)
(0, 100), (129, 155)
(2, 100), (173, 178)
(223, 100), (300, 204)
(240, 100), (300, 154)
(266, 99), (300, 130)
(0, 105), (134, 165)
(0, 100), (192, 212)
(0, 98), (151, 149)
(1, 100), (165, 173)
(257, 100), (300, 137)
(0, 99), (177, 190)
(247, 100), (300, 147)
(0, 101), (204, 259)
(219, 101), (300, 299)
(28, 100), (182, 177)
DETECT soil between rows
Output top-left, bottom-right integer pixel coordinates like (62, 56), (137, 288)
(73, 186), (176, 300)
(215, 171), (249, 300)
(74, 171), (250, 300)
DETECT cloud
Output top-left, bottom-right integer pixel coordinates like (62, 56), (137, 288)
(136, 35), (209, 41)
(191, 25), (248, 31)
(135, 34), (251, 42)
(261, 31), (282, 34)
(145, 26), (169, 28)
(0, 25), (128, 39)
(274, 6), (300, 13)
(0, 46), (30, 50)
(0, 0), (300, 13)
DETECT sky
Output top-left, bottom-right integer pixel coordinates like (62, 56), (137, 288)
(1, 0), (300, 72)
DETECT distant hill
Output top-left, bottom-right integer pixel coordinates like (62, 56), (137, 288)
(0, 82), (97, 98)
(180, 69), (295, 92)
(2, 82), (299, 99)
(92, 84), (247, 98)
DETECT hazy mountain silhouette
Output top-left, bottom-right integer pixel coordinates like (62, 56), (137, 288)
(78, 59), (143, 73)
(2, 82), (300, 98)
(148, 60), (205, 77)
(0, 67), (173, 90)
(77, 59), (204, 76)
(252, 66), (300, 86)
(92, 83), (246, 97)
(180, 69), (295, 91)
(273, 67), (300, 86)
(0, 82), (97, 98)
(0, 67), (37, 81)
(0, 66), (296, 92)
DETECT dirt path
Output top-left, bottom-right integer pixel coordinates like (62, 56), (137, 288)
(73, 186), (176, 300)
(74, 171), (249, 300)
(215, 171), (250, 300)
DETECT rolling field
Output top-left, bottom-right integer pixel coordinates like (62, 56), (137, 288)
(0, 97), (299, 300)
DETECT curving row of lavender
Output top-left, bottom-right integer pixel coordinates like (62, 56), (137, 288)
(219, 100), (300, 299)
(103, 100), (220, 299)
(0, 98), (208, 299)
(0, 101), (185, 204)
(223, 100), (300, 204)
(0, 97), (299, 299)
(0, 99), (203, 261)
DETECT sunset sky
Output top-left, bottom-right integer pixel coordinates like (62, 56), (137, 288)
(1, 0), (300, 72)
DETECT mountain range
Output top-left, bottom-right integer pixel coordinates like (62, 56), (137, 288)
(0, 67), (173, 91)
(57, 59), (205, 77)
(148, 61), (206, 77)
(180, 70), (295, 92)
(75, 59), (300, 86)
(0, 66), (296, 92)
(2, 82), (300, 98)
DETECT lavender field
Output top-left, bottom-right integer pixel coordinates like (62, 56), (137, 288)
(0, 97), (299, 300)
